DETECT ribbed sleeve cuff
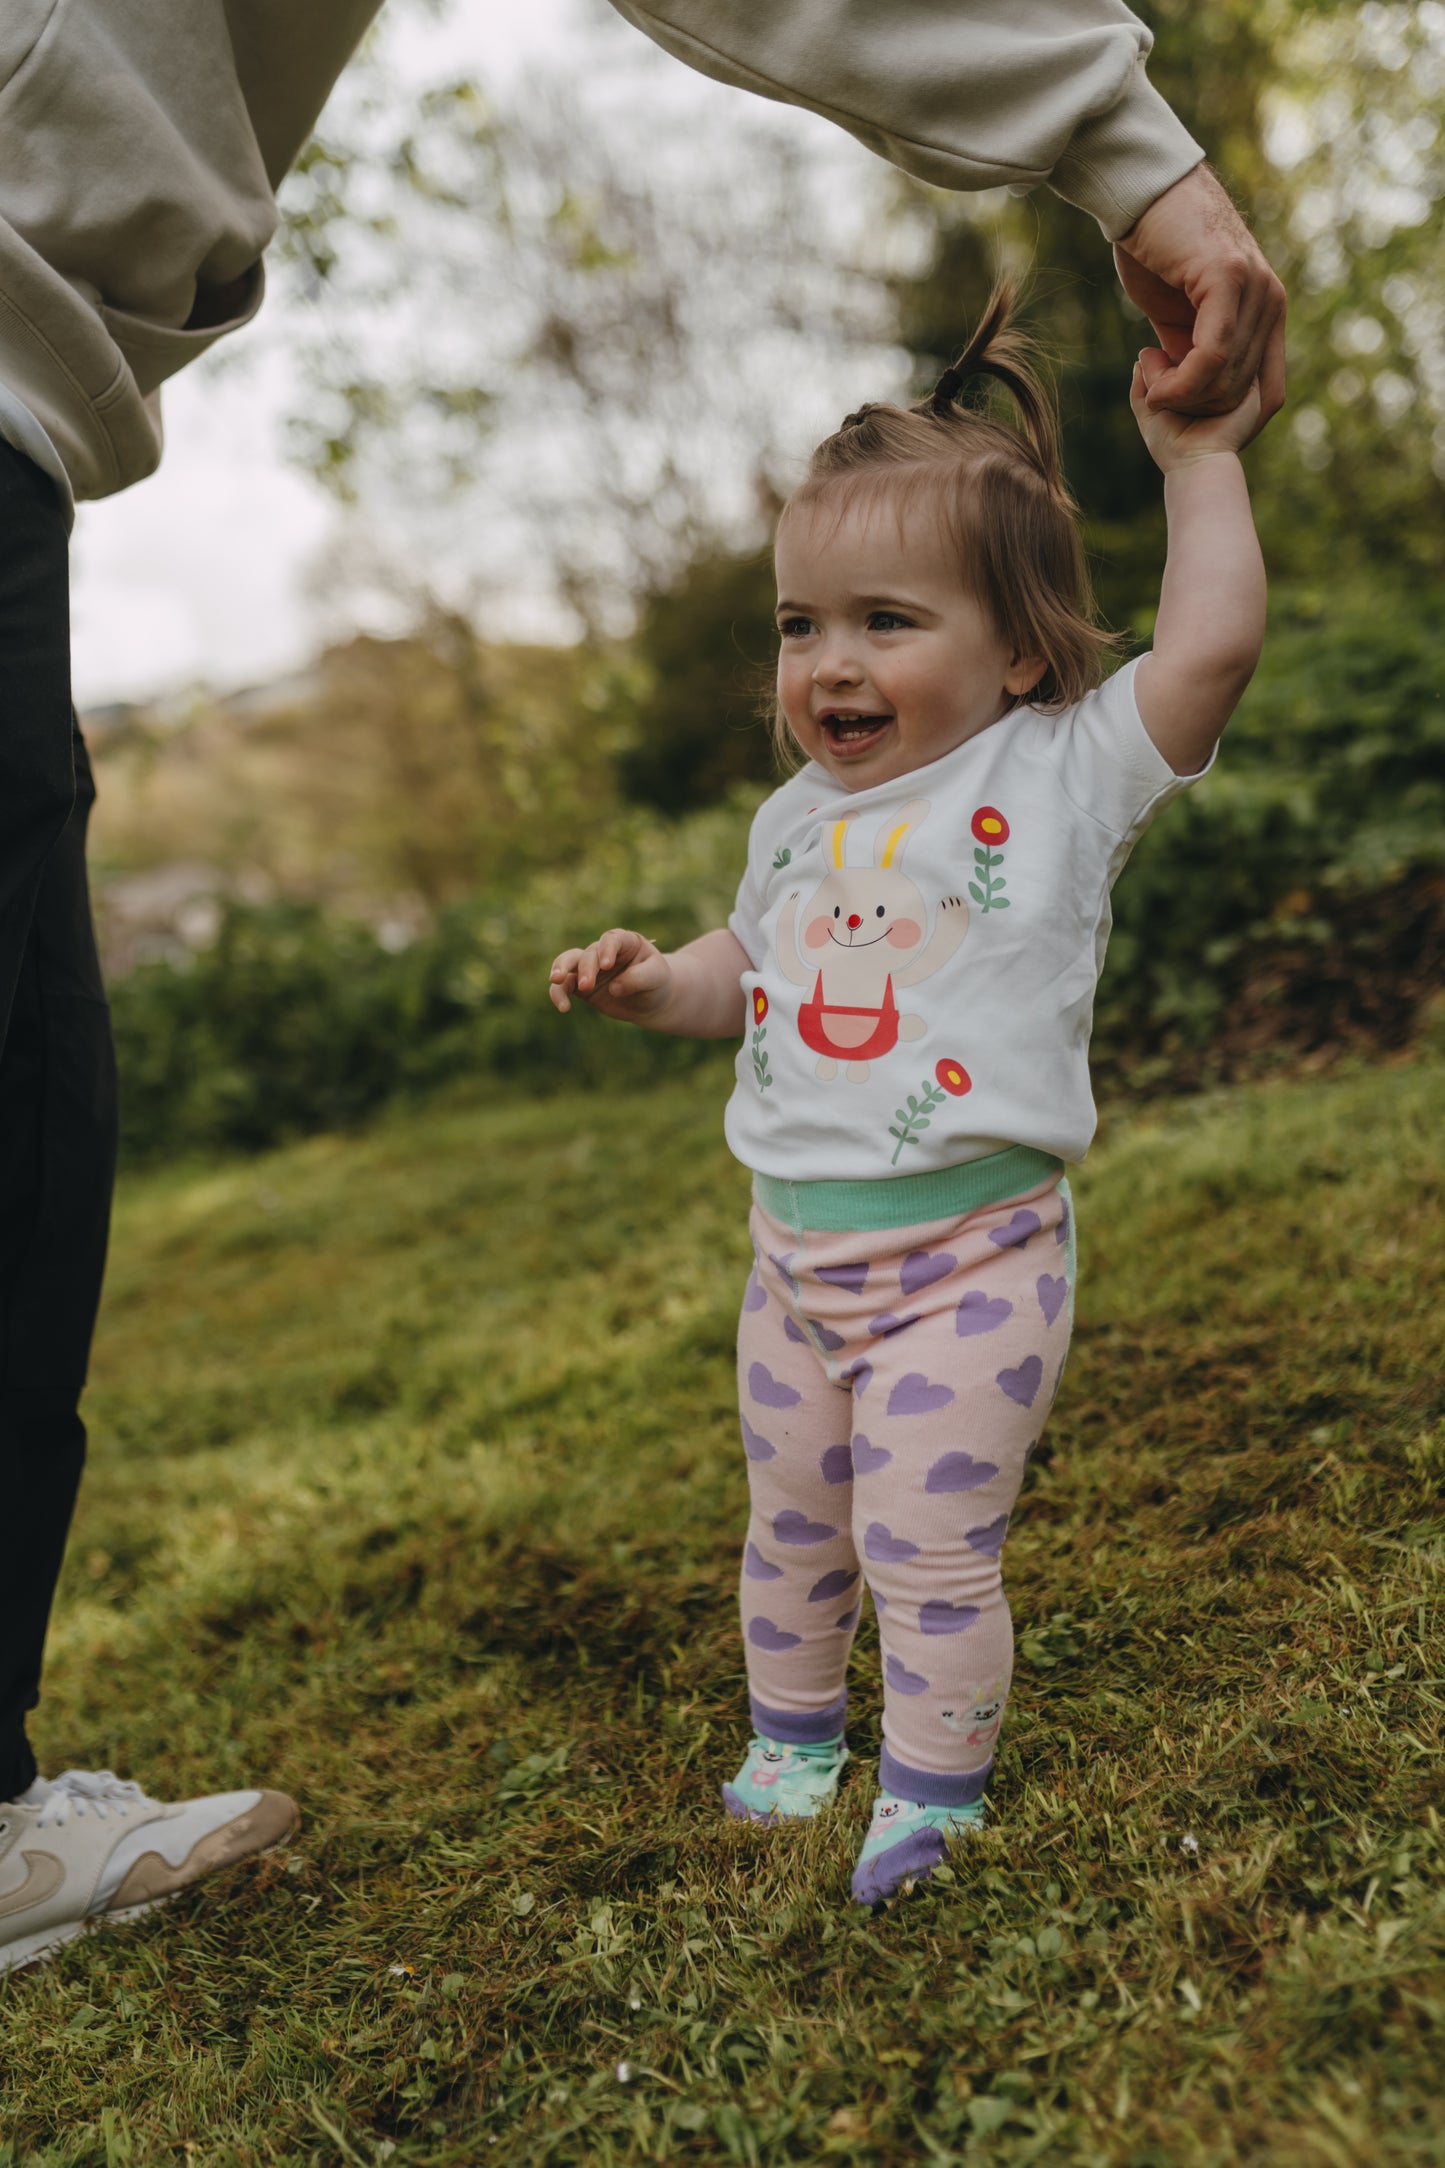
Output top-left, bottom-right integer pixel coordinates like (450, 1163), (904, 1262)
(1048, 59), (1205, 241)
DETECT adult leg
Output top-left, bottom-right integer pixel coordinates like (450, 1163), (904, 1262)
(0, 448), (300, 1978)
(0, 442), (110, 1803)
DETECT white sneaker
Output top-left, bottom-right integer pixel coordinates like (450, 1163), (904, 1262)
(0, 1768), (298, 1975)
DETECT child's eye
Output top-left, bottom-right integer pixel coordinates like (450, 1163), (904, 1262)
(778, 615), (815, 639)
(868, 610), (912, 632)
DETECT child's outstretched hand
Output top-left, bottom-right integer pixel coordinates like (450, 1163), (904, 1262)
(1131, 347), (1262, 472)
(549, 928), (673, 1021)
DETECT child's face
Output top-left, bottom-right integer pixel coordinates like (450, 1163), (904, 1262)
(774, 498), (1040, 791)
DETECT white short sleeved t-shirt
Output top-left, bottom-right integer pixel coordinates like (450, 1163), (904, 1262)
(724, 658), (1209, 1182)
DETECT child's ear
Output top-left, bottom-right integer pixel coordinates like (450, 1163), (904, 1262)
(1005, 652), (1048, 697)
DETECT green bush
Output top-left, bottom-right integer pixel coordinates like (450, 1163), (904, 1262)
(112, 796), (759, 1162)
(111, 585), (1444, 1161)
(1098, 584), (1445, 1074)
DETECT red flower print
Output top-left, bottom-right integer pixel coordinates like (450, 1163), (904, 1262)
(935, 1057), (972, 1096)
(971, 806), (1009, 844)
(752, 988), (769, 1025)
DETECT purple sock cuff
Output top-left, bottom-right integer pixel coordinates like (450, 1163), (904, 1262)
(880, 1745), (991, 1808)
(750, 1692), (848, 1746)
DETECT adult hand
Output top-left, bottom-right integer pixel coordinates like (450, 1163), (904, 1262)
(1113, 164), (1286, 437)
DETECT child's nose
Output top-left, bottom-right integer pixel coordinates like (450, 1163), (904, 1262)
(814, 643), (860, 685)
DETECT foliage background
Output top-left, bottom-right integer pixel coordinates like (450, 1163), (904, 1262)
(86, 0), (1445, 1160)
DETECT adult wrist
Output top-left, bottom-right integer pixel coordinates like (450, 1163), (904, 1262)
(1050, 61), (1204, 242)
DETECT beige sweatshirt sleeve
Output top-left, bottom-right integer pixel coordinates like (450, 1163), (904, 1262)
(604, 0), (1204, 240)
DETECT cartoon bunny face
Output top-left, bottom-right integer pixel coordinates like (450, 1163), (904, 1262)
(940, 1678), (1007, 1741)
(783, 798), (966, 1015)
(800, 865), (928, 968)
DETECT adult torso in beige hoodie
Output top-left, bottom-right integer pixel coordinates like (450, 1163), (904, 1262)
(0, 0), (1199, 505)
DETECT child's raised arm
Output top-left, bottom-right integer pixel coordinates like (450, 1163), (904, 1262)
(1131, 346), (1267, 778)
(548, 926), (751, 1039)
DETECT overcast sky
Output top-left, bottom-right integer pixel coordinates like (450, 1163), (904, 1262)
(70, 0), (669, 707)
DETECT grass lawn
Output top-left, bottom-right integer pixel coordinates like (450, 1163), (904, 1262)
(4, 1053), (1443, 2166)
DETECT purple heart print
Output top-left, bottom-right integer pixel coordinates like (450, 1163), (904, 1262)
(819, 1442), (854, 1486)
(899, 1249), (956, 1297)
(885, 1653), (930, 1696)
(750, 1363), (802, 1409)
(919, 1598), (981, 1637)
(740, 1416), (775, 1462)
(742, 1270), (767, 1312)
(1036, 1273), (1068, 1327)
(851, 1433), (892, 1475)
(955, 1290), (1013, 1337)
(965, 1512), (1010, 1558)
(743, 1541), (783, 1581)
(887, 1372), (956, 1416)
(989, 1209), (1042, 1251)
(774, 1509), (839, 1547)
(748, 1617), (801, 1652)
(783, 1315), (809, 1345)
(924, 1451), (999, 1494)
(807, 1567), (858, 1604)
(815, 1261), (869, 1294)
(841, 1358), (873, 1397)
(997, 1355), (1044, 1408)
(869, 1313), (921, 1339)
(807, 1318), (846, 1352)
(864, 1521), (921, 1564)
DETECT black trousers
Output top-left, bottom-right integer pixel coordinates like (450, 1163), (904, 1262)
(0, 439), (119, 1801)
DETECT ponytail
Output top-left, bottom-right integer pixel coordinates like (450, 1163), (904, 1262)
(920, 280), (1063, 490)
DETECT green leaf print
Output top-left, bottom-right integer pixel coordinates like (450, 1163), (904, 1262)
(772, 847), (792, 870)
(886, 1076), (946, 1164)
(971, 841), (1010, 913)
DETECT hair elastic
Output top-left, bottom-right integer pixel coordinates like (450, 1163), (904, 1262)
(929, 365), (969, 413)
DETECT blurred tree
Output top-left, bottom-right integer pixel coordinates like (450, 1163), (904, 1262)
(276, 21), (895, 637)
(615, 548), (780, 813)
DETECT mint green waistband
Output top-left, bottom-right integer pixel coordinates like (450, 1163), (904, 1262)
(751, 1145), (1064, 1234)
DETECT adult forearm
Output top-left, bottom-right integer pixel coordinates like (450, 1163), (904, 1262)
(605, 0), (1202, 239)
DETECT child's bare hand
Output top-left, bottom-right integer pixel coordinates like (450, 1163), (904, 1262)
(1131, 347), (1263, 473)
(548, 928), (673, 1021)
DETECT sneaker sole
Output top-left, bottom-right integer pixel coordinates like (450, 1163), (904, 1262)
(1, 1894), (176, 1979)
(0, 1793), (299, 1978)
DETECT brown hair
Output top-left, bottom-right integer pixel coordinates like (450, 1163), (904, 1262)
(771, 281), (1116, 761)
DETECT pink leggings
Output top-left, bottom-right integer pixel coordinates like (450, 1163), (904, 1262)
(736, 1175), (1072, 1806)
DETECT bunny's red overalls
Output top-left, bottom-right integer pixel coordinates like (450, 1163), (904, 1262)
(797, 973), (901, 1062)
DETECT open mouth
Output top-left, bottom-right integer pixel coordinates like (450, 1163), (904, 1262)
(818, 713), (893, 755)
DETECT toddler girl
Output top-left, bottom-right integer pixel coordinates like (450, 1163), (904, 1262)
(549, 286), (1265, 1904)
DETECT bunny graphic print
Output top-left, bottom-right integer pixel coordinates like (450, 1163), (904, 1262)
(725, 661), (1213, 1183)
(773, 799), (968, 1081)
